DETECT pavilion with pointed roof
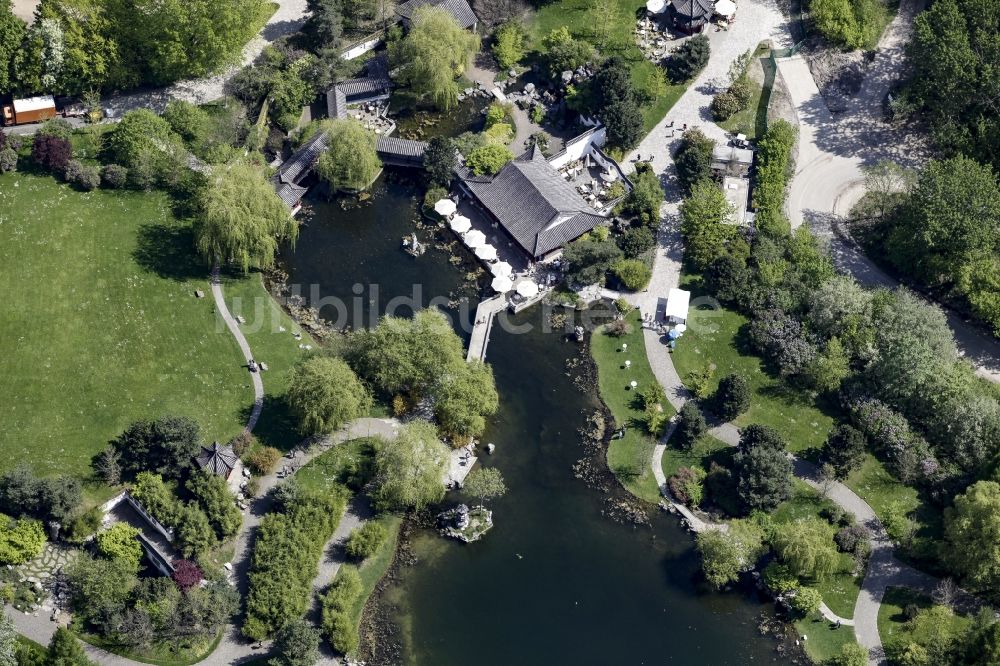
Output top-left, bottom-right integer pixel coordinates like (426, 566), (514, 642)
(195, 442), (242, 482)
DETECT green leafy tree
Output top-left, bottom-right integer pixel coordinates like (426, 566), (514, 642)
(95, 523), (142, 570)
(434, 360), (499, 440)
(465, 143), (513, 176)
(805, 336), (851, 393)
(46, 627), (93, 666)
(269, 618), (321, 666)
(591, 56), (643, 149)
(0, 0), (26, 95)
(713, 373), (750, 421)
(621, 226), (655, 258)
(622, 166), (664, 227)
(674, 129), (715, 195)
(463, 467), (507, 508)
(732, 424), (792, 513)
(390, 6), (480, 109)
(315, 119), (382, 191)
(821, 424), (866, 480)
(789, 586), (822, 615)
(668, 34), (709, 83)
(194, 162), (298, 272)
(753, 120), (796, 235)
(186, 471), (241, 540)
(830, 642), (869, 666)
(287, 356), (373, 435)
(680, 180), (736, 270)
(65, 554), (138, 633)
(696, 519), (766, 588)
(563, 239), (623, 285)
(0, 515), (46, 565)
(541, 27), (596, 77)
(492, 21), (526, 69)
(174, 503), (216, 558)
(102, 109), (185, 185)
(810, 0), (862, 48)
(772, 517), (839, 579)
(162, 99), (210, 144)
(372, 422), (450, 511)
(423, 136), (456, 187)
(109, 416), (202, 481)
(675, 401), (707, 451)
(943, 481), (1000, 591)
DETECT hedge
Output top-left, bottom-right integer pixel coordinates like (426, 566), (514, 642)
(752, 119), (797, 236)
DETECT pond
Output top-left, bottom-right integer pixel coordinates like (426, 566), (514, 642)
(280, 170), (787, 665)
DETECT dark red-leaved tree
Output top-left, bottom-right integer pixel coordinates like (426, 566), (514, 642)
(171, 559), (204, 591)
(31, 135), (72, 173)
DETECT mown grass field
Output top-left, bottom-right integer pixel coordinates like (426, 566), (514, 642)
(591, 310), (671, 503)
(0, 172), (307, 488)
(877, 586), (973, 658)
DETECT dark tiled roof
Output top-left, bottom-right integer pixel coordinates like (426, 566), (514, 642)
(462, 149), (604, 257)
(376, 135), (428, 159)
(273, 179), (309, 208)
(671, 0), (713, 20)
(396, 0), (478, 28)
(337, 77), (392, 97)
(278, 131), (329, 184)
(326, 87), (347, 118)
(195, 442), (240, 478)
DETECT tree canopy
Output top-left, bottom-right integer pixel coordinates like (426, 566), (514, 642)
(696, 519), (766, 588)
(944, 481), (1000, 592)
(108, 416), (202, 481)
(315, 119), (382, 191)
(732, 424), (792, 513)
(287, 355), (372, 435)
(390, 6), (480, 110)
(372, 422), (450, 511)
(680, 179), (737, 271)
(463, 467), (507, 507)
(194, 162), (298, 272)
(772, 517), (839, 580)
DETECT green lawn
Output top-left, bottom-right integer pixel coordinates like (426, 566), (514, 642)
(334, 513), (403, 655)
(794, 615), (857, 664)
(660, 434), (730, 480)
(591, 311), (672, 503)
(716, 44), (771, 140)
(294, 438), (378, 493)
(877, 587), (973, 661)
(529, 0), (686, 134)
(672, 275), (835, 454)
(0, 172), (297, 488)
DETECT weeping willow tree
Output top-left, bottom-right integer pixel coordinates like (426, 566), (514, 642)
(314, 118), (382, 192)
(194, 162), (297, 272)
(390, 6), (480, 110)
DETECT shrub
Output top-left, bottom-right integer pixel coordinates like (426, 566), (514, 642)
(674, 129), (715, 195)
(612, 259), (652, 291)
(762, 561), (798, 594)
(713, 373), (750, 421)
(465, 144), (513, 176)
(711, 89), (742, 121)
(64, 160), (101, 190)
(492, 22), (526, 69)
(668, 466), (706, 506)
(621, 226), (655, 258)
(668, 35), (710, 83)
(321, 567), (362, 654)
(834, 523), (871, 553)
(0, 515), (46, 565)
(615, 297), (633, 315)
(171, 559), (203, 591)
(605, 319), (632, 337)
(64, 507), (103, 544)
(31, 135), (72, 173)
(95, 523), (143, 570)
(752, 119), (797, 235)
(676, 401), (707, 450)
(101, 164), (128, 188)
(789, 586), (822, 615)
(530, 104), (545, 124)
(162, 100), (210, 144)
(270, 617), (320, 666)
(0, 147), (17, 173)
(822, 424), (866, 480)
(228, 431), (255, 458)
(186, 471), (241, 540)
(424, 185), (448, 213)
(243, 487), (347, 640)
(246, 446), (282, 475)
(345, 521), (387, 560)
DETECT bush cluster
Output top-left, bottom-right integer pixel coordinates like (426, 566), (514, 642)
(321, 567), (362, 655)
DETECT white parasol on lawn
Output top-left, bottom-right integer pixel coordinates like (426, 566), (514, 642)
(515, 280), (539, 298)
(475, 244), (498, 261)
(490, 261), (513, 277)
(463, 229), (487, 249)
(491, 275), (514, 293)
(646, 0), (666, 12)
(714, 0), (736, 16)
(434, 198), (457, 216)
(449, 215), (472, 233)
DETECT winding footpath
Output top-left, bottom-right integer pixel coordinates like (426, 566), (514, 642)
(211, 268), (264, 433)
(621, 2), (992, 664)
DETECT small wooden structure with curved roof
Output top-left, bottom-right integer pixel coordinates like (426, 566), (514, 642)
(669, 0), (713, 32)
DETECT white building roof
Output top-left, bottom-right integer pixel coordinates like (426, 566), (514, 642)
(13, 95), (56, 113)
(666, 288), (691, 322)
(722, 176), (750, 226)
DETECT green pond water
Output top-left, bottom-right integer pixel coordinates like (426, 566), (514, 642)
(281, 173), (786, 665)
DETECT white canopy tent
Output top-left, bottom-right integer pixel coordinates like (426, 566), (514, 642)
(665, 288), (691, 325)
(491, 275), (514, 293)
(434, 198), (457, 216)
(646, 0), (666, 13)
(515, 280), (539, 298)
(449, 215), (472, 233)
(463, 229), (487, 248)
(490, 261), (513, 277)
(714, 0), (736, 16)
(475, 245), (498, 261)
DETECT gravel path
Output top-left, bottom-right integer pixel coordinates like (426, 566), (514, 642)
(211, 269), (264, 432)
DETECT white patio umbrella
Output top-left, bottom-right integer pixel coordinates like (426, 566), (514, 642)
(491, 275), (514, 293)
(675, 323), (688, 333)
(463, 229), (487, 249)
(714, 0), (736, 16)
(490, 261), (513, 277)
(434, 198), (457, 216)
(449, 215), (472, 233)
(515, 280), (539, 298)
(475, 244), (498, 261)
(646, 0), (666, 12)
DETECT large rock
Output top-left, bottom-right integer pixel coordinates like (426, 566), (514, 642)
(561, 70), (574, 84)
